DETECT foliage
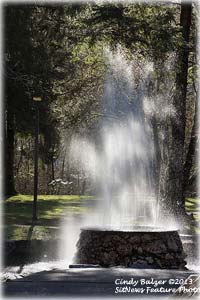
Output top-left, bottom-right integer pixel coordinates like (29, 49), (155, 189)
(4, 2), (197, 215)
(80, 3), (182, 60)
(53, 40), (106, 132)
(4, 5), (61, 176)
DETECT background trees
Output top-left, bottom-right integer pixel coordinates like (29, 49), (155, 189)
(4, 5), (61, 196)
(3, 2), (197, 226)
(158, 3), (193, 222)
(68, 2), (197, 223)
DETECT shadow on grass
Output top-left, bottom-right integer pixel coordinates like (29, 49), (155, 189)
(4, 223), (36, 267)
(5, 199), (96, 226)
(17, 224), (35, 273)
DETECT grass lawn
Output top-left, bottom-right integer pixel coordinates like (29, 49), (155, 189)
(4, 194), (95, 240)
(3, 195), (200, 240)
(184, 197), (200, 234)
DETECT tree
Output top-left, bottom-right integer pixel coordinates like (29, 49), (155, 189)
(4, 4), (106, 196)
(79, 2), (197, 225)
(4, 6), (33, 197)
(158, 3), (193, 224)
(183, 102), (197, 195)
(4, 2), (197, 226)
(4, 5), (66, 196)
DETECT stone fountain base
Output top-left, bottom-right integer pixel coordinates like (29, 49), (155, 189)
(75, 228), (187, 269)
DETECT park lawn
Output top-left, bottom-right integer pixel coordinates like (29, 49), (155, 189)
(185, 198), (200, 234)
(4, 194), (95, 240)
(185, 198), (200, 219)
(5, 194), (94, 222)
(3, 195), (200, 240)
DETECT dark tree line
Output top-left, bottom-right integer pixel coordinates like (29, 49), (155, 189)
(3, 2), (198, 227)
(159, 3), (193, 222)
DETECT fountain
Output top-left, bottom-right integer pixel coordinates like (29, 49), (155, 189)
(70, 46), (187, 269)
(76, 228), (186, 269)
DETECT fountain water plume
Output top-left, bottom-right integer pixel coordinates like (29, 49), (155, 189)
(59, 46), (182, 265)
(70, 46), (159, 230)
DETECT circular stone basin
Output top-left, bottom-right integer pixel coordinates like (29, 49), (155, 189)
(75, 227), (187, 269)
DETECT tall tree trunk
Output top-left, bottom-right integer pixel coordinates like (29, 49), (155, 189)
(4, 107), (17, 197)
(57, 148), (67, 195)
(60, 148), (67, 180)
(51, 157), (55, 181)
(151, 116), (161, 199)
(183, 102), (197, 196)
(159, 3), (192, 224)
(16, 140), (24, 176)
(81, 179), (86, 195)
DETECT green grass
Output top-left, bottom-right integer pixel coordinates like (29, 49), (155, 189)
(3, 195), (200, 240)
(185, 198), (200, 234)
(4, 194), (95, 240)
(4, 224), (60, 240)
(6, 194), (93, 202)
(185, 198), (199, 213)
